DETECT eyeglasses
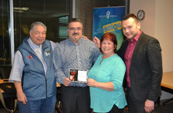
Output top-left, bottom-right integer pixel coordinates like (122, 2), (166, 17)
(68, 27), (82, 31)
(34, 31), (46, 35)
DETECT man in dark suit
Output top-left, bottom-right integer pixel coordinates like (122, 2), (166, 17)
(118, 13), (162, 113)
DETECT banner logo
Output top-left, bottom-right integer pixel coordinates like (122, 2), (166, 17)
(93, 7), (125, 49)
(103, 21), (122, 33)
(106, 11), (110, 19)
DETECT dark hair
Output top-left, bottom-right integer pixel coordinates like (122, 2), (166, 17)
(122, 13), (139, 23)
(69, 18), (82, 23)
(100, 32), (117, 53)
(68, 18), (83, 27)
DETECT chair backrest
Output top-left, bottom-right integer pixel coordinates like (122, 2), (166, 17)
(0, 79), (17, 113)
(0, 82), (16, 94)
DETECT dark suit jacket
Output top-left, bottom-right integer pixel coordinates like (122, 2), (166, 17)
(118, 32), (162, 102)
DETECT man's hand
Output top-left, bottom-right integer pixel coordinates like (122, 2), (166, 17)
(93, 36), (100, 48)
(82, 35), (89, 39)
(64, 78), (71, 86)
(14, 81), (27, 104)
(17, 92), (28, 104)
(144, 99), (154, 113)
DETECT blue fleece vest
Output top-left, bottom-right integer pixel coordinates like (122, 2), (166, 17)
(18, 37), (56, 100)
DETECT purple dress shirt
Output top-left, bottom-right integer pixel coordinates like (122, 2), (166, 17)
(125, 31), (142, 87)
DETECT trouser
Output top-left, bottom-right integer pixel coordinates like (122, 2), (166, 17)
(61, 85), (91, 113)
(108, 104), (124, 113)
(18, 95), (56, 113)
(127, 87), (146, 113)
(94, 104), (124, 113)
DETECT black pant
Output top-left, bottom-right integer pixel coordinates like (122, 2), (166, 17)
(108, 104), (123, 113)
(61, 85), (91, 113)
(127, 87), (146, 113)
(94, 105), (123, 113)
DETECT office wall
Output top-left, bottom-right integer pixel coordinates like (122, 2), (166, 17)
(75, 0), (94, 39)
(155, 0), (173, 72)
(130, 0), (173, 100)
(130, 0), (173, 73)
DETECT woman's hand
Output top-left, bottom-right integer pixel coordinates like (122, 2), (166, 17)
(87, 78), (97, 87)
(87, 78), (114, 91)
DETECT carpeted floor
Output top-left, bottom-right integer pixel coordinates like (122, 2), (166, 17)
(0, 99), (172, 113)
(124, 99), (173, 113)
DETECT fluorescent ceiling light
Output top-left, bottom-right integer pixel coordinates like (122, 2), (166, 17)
(13, 7), (29, 11)
(13, 7), (29, 13)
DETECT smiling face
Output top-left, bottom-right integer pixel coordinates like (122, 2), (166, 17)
(68, 22), (83, 44)
(100, 33), (117, 58)
(122, 17), (141, 40)
(29, 25), (46, 45)
(101, 39), (115, 57)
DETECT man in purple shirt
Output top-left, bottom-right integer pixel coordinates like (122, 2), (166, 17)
(118, 13), (162, 113)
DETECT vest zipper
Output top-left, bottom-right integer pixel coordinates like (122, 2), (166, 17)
(37, 56), (48, 98)
(45, 74), (48, 98)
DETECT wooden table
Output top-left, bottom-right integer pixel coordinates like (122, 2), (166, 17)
(161, 72), (173, 105)
(161, 72), (173, 90)
(0, 79), (10, 93)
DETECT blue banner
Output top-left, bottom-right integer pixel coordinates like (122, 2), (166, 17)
(93, 7), (125, 49)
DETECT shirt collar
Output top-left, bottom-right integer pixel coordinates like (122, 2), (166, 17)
(28, 38), (42, 50)
(68, 37), (83, 46)
(128, 30), (142, 42)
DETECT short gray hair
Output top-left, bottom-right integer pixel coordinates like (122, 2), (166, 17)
(30, 21), (47, 32)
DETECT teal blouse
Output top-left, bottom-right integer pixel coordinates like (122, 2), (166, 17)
(88, 54), (127, 113)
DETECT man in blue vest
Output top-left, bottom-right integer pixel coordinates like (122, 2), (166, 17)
(9, 21), (57, 113)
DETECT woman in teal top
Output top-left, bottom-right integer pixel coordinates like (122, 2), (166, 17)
(87, 33), (127, 113)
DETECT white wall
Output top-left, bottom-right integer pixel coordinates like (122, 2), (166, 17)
(130, 0), (173, 100)
(130, 0), (173, 73)
(155, 0), (173, 72)
(130, 0), (156, 37)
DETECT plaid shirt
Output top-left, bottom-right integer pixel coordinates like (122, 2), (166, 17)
(53, 38), (100, 87)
